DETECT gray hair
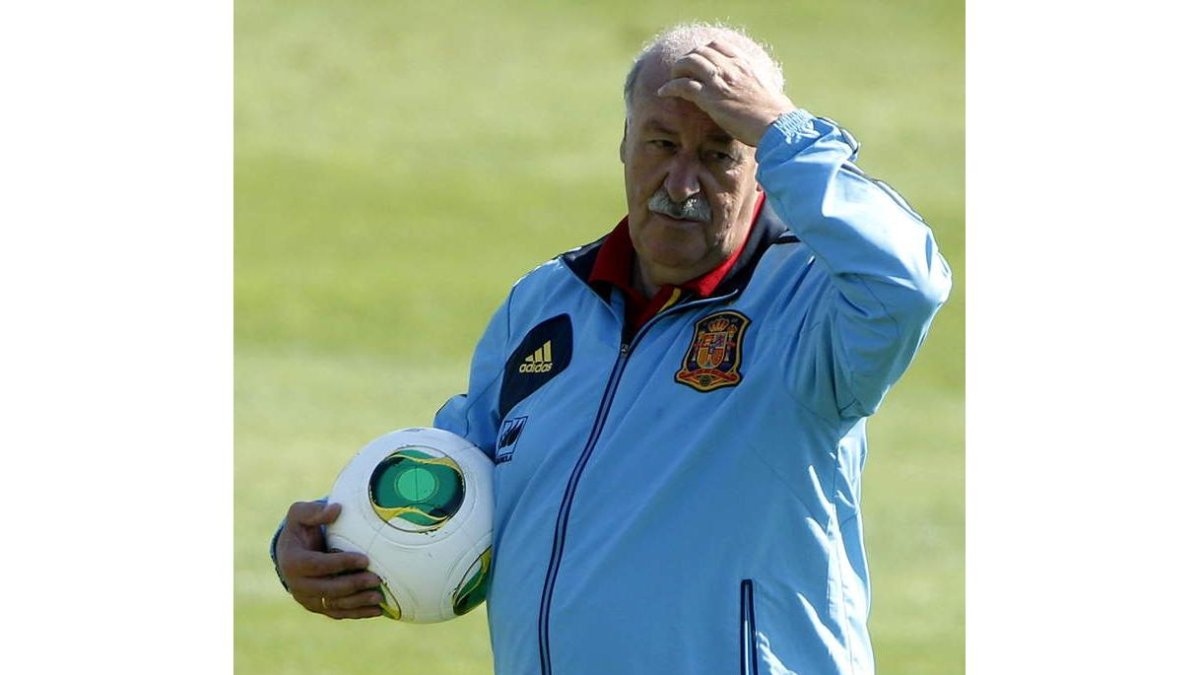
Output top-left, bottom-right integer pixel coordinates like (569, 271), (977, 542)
(622, 22), (785, 117)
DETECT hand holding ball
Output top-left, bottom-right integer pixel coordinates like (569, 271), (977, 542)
(326, 427), (494, 623)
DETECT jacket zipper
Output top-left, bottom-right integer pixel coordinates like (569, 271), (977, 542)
(740, 579), (759, 675)
(536, 341), (630, 675)
(535, 292), (736, 675)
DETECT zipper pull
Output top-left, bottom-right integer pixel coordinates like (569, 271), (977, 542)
(620, 343), (630, 356)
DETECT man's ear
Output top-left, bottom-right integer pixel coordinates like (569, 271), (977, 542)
(619, 122), (628, 164)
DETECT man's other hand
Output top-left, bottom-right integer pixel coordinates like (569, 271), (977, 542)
(275, 500), (385, 619)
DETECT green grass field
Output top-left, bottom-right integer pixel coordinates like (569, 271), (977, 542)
(235, 1), (964, 672)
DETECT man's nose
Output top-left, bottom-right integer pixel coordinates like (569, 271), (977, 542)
(663, 155), (702, 203)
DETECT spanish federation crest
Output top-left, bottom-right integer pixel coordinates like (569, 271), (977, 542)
(675, 310), (751, 392)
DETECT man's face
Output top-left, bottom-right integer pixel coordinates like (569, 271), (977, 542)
(621, 59), (761, 290)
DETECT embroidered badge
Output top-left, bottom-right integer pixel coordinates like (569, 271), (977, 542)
(675, 310), (751, 392)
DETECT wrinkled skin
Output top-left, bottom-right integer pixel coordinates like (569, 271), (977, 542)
(622, 40), (796, 296)
(274, 500), (384, 619)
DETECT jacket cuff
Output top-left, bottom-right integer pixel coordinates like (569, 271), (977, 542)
(765, 108), (820, 145)
(269, 522), (290, 592)
(757, 109), (859, 165)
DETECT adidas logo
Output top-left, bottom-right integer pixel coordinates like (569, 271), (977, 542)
(518, 340), (553, 374)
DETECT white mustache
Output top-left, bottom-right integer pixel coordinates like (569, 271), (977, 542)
(648, 188), (712, 223)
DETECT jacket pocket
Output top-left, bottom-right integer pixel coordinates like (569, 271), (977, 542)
(740, 579), (759, 675)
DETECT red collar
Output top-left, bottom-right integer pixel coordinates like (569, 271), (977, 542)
(588, 192), (765, 330)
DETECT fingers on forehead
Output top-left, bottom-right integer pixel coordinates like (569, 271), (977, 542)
(675, 42), (744, 76)
(702, 40), (742, 59)
(672, 51), (718, 78)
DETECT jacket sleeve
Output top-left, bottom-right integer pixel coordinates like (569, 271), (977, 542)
(432, 290), (513, 458)
(756, 109), (952, 419)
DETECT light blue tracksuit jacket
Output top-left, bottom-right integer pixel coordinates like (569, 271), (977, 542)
(432, 109), (950, 675)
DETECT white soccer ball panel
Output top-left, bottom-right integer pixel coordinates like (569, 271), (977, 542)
(325, 427), (494, 623)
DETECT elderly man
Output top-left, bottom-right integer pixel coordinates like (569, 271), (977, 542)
(273, 22), (951, 675)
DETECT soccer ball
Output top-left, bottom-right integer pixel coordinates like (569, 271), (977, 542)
(325, 427), (494, 623)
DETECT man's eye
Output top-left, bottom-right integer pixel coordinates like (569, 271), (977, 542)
(649, 139), (675, 150)
(707, 151), (734, 163)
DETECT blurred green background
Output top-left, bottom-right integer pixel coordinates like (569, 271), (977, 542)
(235, 1), (963, 673)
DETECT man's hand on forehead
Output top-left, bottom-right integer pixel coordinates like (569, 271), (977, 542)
(657, 40), (797, 147)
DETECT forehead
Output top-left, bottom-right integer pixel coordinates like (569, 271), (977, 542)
(631, 57), (674, 99)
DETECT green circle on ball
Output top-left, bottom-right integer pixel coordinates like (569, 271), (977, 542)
(395, 466), (438, 502)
